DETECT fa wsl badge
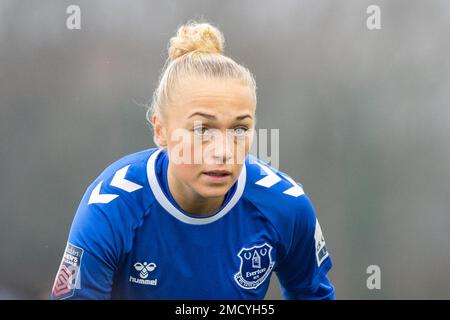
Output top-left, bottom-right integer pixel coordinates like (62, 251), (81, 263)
(51, 243), (83, 299)
(234, 243), (275, 289)
(314, 218), (329, 267)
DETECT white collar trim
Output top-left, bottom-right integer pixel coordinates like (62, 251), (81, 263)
(146, 148), (246, 225)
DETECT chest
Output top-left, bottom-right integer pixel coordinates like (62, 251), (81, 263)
(114, 209), (279, 299)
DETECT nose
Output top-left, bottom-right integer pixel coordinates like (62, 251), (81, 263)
(211, 132), (233, 164)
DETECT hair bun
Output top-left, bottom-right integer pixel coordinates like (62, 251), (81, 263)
(168, 21), (225, 61)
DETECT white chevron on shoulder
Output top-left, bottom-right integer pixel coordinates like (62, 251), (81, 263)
(254, 161), (281, 188)
(88, 165), (142, 205)
(88, 181), (119, 205)
(110, 165), (143, 193)
(280, 173), (305, 198)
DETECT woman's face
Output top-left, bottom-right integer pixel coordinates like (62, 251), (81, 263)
(153, 76), (256, 199)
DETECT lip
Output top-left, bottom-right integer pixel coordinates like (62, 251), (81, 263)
(202, 170), (232, 183)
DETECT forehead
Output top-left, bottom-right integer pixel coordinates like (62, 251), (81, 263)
(171, 76), (256, 114)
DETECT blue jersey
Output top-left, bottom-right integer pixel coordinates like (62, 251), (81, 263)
(51, 148), (335, 300)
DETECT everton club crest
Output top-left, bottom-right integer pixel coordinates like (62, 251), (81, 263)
(234, 243), (275, 289)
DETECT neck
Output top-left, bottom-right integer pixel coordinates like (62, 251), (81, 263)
(167, 168), (225, 217)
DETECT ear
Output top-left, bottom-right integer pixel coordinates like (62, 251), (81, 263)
(151, 114), (168, 147)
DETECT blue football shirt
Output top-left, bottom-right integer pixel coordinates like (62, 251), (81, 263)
(51, 147), (335, 300)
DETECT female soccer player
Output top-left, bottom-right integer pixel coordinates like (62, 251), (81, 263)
(51, 21), (335, 300)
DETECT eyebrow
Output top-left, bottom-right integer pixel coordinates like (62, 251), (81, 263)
(188, 112), (253, 121)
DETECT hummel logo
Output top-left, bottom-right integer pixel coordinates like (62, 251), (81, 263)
(134, 262), (156, 279)
(129, 261), (158, 286)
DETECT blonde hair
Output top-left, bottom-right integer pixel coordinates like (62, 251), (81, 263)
(147, 20), (257, 146)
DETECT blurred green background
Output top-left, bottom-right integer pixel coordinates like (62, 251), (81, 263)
(0, 0), (449, 299)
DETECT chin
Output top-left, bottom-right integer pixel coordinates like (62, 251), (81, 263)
(196, 184), (231, 199)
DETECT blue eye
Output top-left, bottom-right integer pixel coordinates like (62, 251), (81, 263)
(193, 126), (209, 136)
(234, 127), (249, 137)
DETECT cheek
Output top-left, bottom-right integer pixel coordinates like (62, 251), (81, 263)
(171, 163), (199, 180)
(237, 136), (252, 157)
(166, 128), (197, 163)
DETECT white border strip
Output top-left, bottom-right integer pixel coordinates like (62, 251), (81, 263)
(146, 148), (247, 225)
